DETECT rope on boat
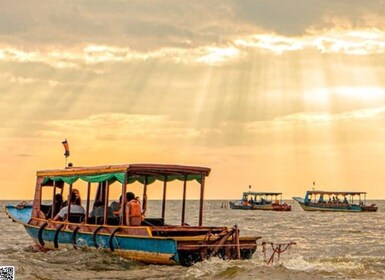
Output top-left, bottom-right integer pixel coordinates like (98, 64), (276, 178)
(38, 222), (48, 247)
(54, 224), (65, 249)
(262, 241), (296, 264)
(109, 227), (122, 252)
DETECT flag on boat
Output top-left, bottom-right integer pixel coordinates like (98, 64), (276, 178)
(62, 139), (70, 157)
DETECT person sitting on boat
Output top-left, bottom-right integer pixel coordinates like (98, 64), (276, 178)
(110, 195), (122, 216)
(72, 188), (82, 205)
(46, 193), (63, 219)
(125, 192), (142, 226)
(53, 192), (86, 221)
(343, 196), (348, 204)
(90, 200), (116, 224)
(62, 188), (82, 207)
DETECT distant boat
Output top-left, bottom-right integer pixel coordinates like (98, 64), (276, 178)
(230, 191), (291, 211)
(293, 190), (378, 212)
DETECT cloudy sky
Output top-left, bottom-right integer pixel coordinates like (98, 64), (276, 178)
(1, 0), (385, 200)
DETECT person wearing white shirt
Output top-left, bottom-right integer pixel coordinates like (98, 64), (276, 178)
(53, 192), (85, 221)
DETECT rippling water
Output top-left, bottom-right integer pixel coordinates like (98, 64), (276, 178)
(1, 200), (384, 279)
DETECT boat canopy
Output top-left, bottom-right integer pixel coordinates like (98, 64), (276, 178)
(243, 192), (282, 196)
(306, 190), (366, 196)
(39, 164), (210, 186)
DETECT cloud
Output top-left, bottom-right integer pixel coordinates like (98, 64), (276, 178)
(17, 154), (32, 157)
(0, 29), (384, 71)
(44, 113), (202, 143)
(0, 44), (243, 68)
(1, 1), (384, 51)
(233, 0), (385, 35)
(235, 29), (385, 55)
(304, 87), (385, 105)
(252, 106), (385, 127)
(41, 105), (385, 149)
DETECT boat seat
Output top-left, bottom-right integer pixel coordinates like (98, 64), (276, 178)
(96, 217), (120, 225)
(142, 218), (164, 226)
(87, 217), (96, 224)
(64, 213), (85, 223)
(40, 204), (51, 216)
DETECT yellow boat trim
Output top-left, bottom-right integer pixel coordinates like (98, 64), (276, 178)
(115, 249), (177, 265)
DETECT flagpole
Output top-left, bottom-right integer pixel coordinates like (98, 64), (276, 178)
(62, 139), (70, 168)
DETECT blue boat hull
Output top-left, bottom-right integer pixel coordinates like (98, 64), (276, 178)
(292, 197), (372, 212)
(24, 224), (179, 265)
(5, 205), (179, 265)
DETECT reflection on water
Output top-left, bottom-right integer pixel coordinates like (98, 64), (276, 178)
(1, 200), (384, 279)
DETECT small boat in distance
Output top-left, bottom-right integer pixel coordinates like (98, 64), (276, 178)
(5, 163), (260, 266)
(230, 191), (291, 211)
(293, 190), (378, 212)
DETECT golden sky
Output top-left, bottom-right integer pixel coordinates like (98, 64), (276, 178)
(1, 0), (385, 200)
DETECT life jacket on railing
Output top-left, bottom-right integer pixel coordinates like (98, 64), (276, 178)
(126, 199), (142, 226)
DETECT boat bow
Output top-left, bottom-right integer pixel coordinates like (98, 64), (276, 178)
(5, 204), (32, 224)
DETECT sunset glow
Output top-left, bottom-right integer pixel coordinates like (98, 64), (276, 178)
(1, 1), (385, 200)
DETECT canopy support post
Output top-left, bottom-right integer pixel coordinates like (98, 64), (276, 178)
(181, 176), (187, 226)
(51, 181), (56, 219)
(120, 174), (128, 225)
(161, 176), (167, 221)
(199, 175), (205, 226)
(103, 181), (110, 225)
(142, 176), (148, 216)
(85, 182), (91, 223)
(66, 184), (73, 221)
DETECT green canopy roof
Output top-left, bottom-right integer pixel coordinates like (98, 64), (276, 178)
(42, 172), (203, 186)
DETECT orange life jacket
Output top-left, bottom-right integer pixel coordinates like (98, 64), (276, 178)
(127, 199), (142, 226)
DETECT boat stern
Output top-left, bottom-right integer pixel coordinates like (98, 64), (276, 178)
(174, 227), (260, 266)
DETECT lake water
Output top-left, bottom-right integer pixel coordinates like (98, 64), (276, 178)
(1, 199), (384, 280)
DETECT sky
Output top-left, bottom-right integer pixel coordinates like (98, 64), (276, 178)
(1, 0), (385, 200)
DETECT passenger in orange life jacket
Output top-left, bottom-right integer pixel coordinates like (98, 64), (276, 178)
(125, 192), (142, 226)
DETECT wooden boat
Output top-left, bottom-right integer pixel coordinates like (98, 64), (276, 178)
(293, 190), (378, 212)
(5, 163), (260, 266)
(229, 192), (291, 211)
